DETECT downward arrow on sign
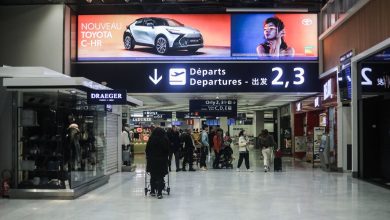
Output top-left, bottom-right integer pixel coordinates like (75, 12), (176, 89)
(149, 69), (162, 85)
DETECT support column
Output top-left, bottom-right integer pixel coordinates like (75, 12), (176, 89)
(253, 111), (264, 137)
(219, 117), (228, 134)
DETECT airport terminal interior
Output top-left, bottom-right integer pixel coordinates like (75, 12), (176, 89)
(1, 0), (390, 219)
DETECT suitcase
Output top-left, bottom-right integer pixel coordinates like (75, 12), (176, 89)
(122, 150), (131, 165)
(274, 157), (282, 172)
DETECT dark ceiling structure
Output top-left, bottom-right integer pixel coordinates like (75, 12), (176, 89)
(0, 0), (328, 13)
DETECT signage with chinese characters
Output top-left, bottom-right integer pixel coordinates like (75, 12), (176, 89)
(189, 99), (237, 117)
(75, 63), (320, 93)
(360, 63), (390, 93)
(323, 78), (333, 100)
(314, 97), (321, 108)
(143, 111), (172, 119)
(296, 102), (302, 112)
(87, 90), (127, 105)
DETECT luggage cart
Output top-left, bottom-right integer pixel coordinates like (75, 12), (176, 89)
(144, 171), (170, 196)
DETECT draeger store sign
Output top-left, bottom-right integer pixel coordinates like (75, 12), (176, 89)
(76, 63), (320, 93)
(87, 90), (127, 105)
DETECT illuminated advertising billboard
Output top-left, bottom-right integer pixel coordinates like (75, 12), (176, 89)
(77, 13), (317, 61)
(78, 14), (230, 61)
(231, 13), (318, 60)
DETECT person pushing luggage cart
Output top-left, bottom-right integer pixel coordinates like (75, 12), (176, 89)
(145, 127), (170, 199)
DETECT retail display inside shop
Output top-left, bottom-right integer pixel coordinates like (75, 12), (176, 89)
(17, 91), (106, 190)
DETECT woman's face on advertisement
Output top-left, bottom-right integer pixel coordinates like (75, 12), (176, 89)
(264, 22), (277, 40)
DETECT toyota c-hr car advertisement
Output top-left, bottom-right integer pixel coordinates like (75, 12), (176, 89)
(123, 17), (203, 55)
(77, 14), (230, 61)
(77, 13), (317, 61)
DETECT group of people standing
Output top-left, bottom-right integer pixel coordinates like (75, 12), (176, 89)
(145, 125), (278, 198)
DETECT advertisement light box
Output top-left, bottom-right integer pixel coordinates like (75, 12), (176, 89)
(77, 13), (317, 61)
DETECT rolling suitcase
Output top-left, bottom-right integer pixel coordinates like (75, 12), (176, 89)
(274, 157), (282, 172)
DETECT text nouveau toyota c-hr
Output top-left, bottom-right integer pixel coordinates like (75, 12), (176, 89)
(123, 17), (203, 55)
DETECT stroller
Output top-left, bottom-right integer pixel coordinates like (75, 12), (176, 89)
(216, 145), (234, 169)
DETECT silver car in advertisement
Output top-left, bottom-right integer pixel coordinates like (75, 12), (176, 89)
(123, 17), (204, 55)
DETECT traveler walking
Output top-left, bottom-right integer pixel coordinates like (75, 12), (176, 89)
(236, 130), (253, 172)
(259, 129), (275, 172)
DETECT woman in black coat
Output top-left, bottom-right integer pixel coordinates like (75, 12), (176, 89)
(145, 127), (170, 199)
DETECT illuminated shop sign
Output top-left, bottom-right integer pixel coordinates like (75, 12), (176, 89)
(360, 63), (390, 92)
(87, 90), (127, 104)
(314, 97), (321, 108)
(295, 102), (302, 112)
(189, 99), (237, 117)
(323, 78), (333, 100)
(131, 117), (152, 122)
(75, 63), (320, 93)
(143, 111), (172, 119)
(77, 13), (317, 61)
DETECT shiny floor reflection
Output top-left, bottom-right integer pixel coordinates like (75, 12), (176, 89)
(1, 150), (390, 220)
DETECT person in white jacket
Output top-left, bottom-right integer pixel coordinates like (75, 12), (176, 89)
(236, 130), (253, 172)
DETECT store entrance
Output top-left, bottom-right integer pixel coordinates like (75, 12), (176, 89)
(361, 95), (390, 186)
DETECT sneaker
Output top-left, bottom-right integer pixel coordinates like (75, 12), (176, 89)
(264, 166), (268, 172)
(236, 168), (240, 172)
(157, 194), (163, 199)
(201, 167), (207, 171)
(247, 169), (253, 172)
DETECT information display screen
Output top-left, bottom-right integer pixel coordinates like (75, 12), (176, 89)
(77, 13), (317, 61)
(189, 99), (237, 117)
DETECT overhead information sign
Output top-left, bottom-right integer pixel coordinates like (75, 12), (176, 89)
(189, 99), (237, 117)
(76, 63), (320, 93)
(143, 111), (172, 119)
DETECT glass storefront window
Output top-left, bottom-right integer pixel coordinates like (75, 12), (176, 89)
(17, 91), (107, 189)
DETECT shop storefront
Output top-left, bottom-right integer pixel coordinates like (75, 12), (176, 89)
(0, 67), (142, 199)
(292, 75), (338, 171)
(351, 41), (390, 188)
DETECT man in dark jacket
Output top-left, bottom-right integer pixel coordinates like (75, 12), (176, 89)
(167, 126), (182, 172)
(180, 129), (196, 171)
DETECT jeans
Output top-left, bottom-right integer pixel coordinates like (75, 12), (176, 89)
(262, 147), (272, 168)
(237, 151), (250, 169)
(200, 146), (207, 168)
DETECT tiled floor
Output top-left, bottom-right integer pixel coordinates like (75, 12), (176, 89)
(1, 151), (390, 220)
